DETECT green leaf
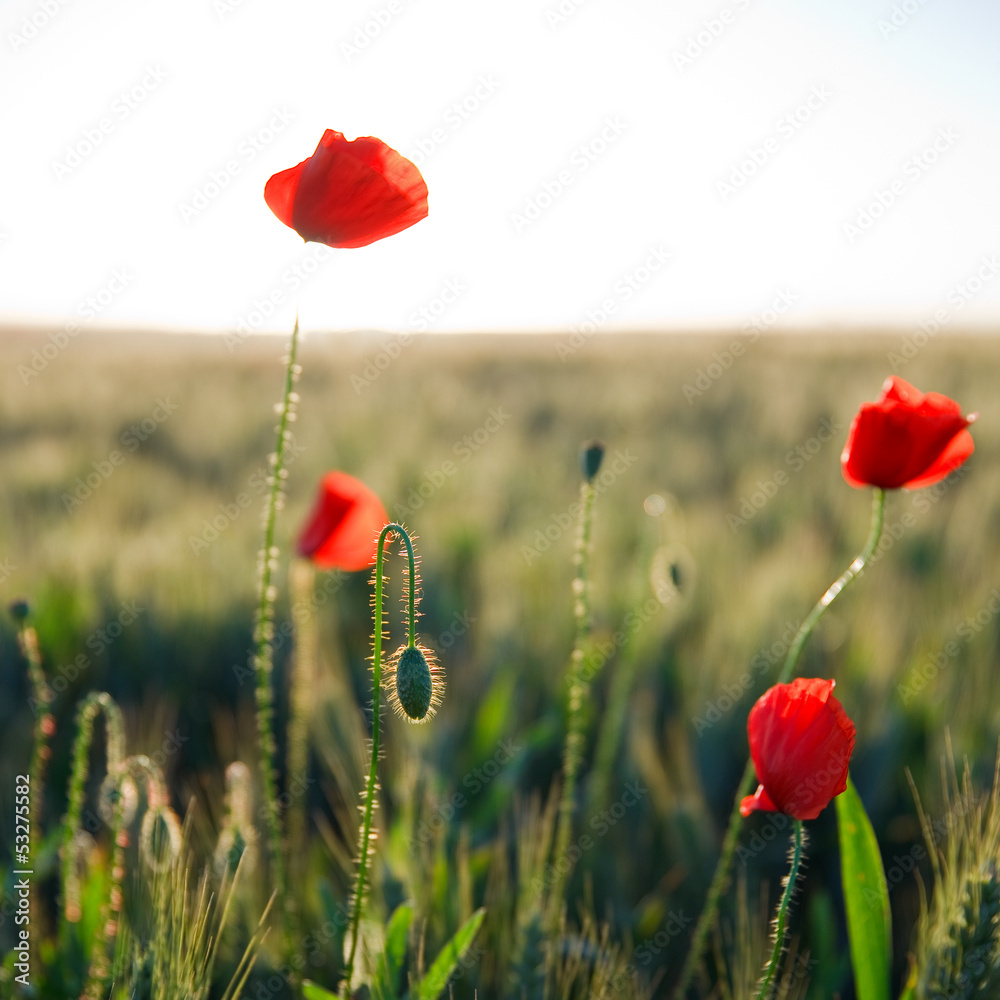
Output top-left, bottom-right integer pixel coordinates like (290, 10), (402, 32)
(302, 981), (339, 1000)
(373, 903), (414, 1000)
(415, 908), (486, 1000)
(836, 777), (891, 1000)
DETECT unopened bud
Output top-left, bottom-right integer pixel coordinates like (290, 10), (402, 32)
(580, 440), (605, 482)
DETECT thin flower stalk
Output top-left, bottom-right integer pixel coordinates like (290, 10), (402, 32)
(14, 610), (55, 865)
(61, 692), (126, 927)
(252, 318), (301, 909)
(754, 820), (806, 1000)
(549, 464), (599, 931)
(342, 522), (417, 995)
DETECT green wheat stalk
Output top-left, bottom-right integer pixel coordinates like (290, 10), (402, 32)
(912, 751), (1000, 999)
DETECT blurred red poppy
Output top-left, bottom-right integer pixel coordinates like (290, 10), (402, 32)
(740, 678), (855, 821)
(264, 130), (428, 249)
(297, 471), (388, 571)
(841, 376), (975, 490)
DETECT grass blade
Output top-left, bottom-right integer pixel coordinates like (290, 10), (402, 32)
(836, 777), (891, 1000)
(302, 982), (340, 1000)
(374, 902), (414, 1000)
(415, 908), (485, 1000)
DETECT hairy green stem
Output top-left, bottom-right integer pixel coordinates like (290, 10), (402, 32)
(549, 477), (597, 931)
(754, 820), (806, 1000)
(671, 487), (886, 998)
(18, 621), (53, 866)
(343, 523), (415, 994)
(61, 692), (125, 927)
(252, 319), (300, 910)
(85, 755), (173, 999)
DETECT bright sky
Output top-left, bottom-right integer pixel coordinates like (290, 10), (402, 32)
(3, 0), (1000, 336)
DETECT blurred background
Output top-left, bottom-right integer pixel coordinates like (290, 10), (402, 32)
(3, 0), (1000, 996)
(1, 330), (998, 996)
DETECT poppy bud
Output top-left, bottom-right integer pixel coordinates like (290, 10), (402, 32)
(386, 642), (444, 723)
(580, 440), (605, 482)
(8, 599), (30, 623)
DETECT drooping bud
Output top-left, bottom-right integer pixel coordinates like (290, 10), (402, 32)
(395, 646), (433, 720)
(387, 642), (444, 723)
(580, 440), (605, 482)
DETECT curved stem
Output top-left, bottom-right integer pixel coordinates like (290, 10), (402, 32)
(671, 488), (886, 998)
(61, 693), (125, 927)
(754, 820), (805, 1000)
(252, 318), (300, 912)
(776, 488), (886, 685)
(343, 523), (413, 993)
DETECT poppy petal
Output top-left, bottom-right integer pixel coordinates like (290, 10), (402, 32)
(900, 427), (975, 490)
(744, 678), (856, 821)
(841, 376), (974, 490)
(740, 784), (779, 817)
(263, 162), (304, 231)
(297, 471), (388, 572)
(265, 130), (428, 249)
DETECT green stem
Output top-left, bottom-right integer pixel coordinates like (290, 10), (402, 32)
(252, 318), (300, 912)
(548, 477), (597, 931)
(85, 755), (171, 1000)
(671, 488), (886, 999)
(61, 693), (125, 928)
(343, 523), (415, 995)
(776, 488), (886, 685)
(18, 622), (53, 866)
(754, 820), (806, 1000)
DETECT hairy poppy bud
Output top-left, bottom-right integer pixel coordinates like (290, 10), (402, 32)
(386, 642), (444, 723)
(395, 646), (432, 719)
(580, 440), (605, 482)
(8, 599), (30, 623)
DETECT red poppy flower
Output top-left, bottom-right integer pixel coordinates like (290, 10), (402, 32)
(841, 376), (975, 490)
(297, 471), (388, 571)
(264, 130), (428, 249)
(740, 678), (856, 821)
